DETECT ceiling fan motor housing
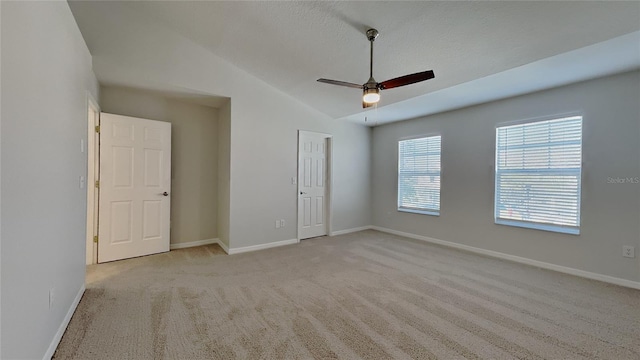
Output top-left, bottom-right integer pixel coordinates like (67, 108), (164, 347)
(364, 79), (378, 90)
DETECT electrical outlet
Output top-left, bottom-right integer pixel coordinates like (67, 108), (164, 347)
(275, 220), (281, 229)
(622, 246), (635, 258)
(281, 219), (285, 227)
(49, 288), (55, 309)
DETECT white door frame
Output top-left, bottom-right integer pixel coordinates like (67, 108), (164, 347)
(86, 93), (100, 265)
(297, 130), (332, 240)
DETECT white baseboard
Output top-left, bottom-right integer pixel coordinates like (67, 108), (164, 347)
(229, 238), (299, 255)
(330, 225), (373, 236)
(43, 284), (85, 360)
(216, 239), (230, 254)
(170, 238), (219, 250)
(371, 226), (640, 290)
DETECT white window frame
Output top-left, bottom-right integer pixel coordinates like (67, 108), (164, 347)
(397, 134), (442, 216)
(494, 115), (583, 235)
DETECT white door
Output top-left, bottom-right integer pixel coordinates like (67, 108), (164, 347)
(98, 113), (171, 263)
(298, 131), (329, 239)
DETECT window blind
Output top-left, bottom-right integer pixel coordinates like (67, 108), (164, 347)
(398, 135), (441, 214)
(495, 116), (582, 233)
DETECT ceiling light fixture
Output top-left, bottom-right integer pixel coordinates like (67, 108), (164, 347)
(363, 87), (380, 104)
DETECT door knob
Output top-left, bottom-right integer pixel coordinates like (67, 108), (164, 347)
(162, 192), (169, 196)
(300, 191), (307, 195)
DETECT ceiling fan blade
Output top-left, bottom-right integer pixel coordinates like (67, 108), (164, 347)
(378, 70), (435, 90)
(317, 79), (364, 89)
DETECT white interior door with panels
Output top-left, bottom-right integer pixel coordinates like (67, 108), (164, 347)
(98, 113), (172, 263)
(298, 131), (331, 240)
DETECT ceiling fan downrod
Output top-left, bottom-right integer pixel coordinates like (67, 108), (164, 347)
(366, 28), (379, 81)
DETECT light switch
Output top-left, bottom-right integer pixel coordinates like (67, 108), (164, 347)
(80, 139), (85, 153)
(291, 177), (297, 185)
(79, 175), (85, 189)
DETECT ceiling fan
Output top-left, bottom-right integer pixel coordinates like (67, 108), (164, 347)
(318, 28), (435, 108)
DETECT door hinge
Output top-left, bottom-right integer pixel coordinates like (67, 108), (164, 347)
(93, 235), (98, 243)
(95, 125), (100, 133)
(95, 180), (100, 188)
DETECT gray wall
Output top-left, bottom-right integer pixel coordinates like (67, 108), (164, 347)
(228, 71), (373, 248)
(0, 0), (2, 350)
(100, 86), (220, 246)
(372, 71), (640, 282)
(1, 2), (99, 358)
(217, 100), (231, 248)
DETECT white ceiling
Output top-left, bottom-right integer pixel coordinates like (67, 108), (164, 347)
(69, 1), (640, 125)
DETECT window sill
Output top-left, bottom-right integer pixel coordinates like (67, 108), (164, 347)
(398, 208), (440, 217)
(495, 219), (579, 235)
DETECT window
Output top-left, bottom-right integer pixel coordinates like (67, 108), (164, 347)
(495, 116), (582, 234)
(398, 135), (441, 215)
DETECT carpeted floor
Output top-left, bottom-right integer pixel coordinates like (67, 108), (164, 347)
(54, 230), (640, 359)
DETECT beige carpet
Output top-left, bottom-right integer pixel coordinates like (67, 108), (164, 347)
(54, 230), (640, 359)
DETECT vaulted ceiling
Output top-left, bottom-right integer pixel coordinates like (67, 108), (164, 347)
(69, 1), (640, 125)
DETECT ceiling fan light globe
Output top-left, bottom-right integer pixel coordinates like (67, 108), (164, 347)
(363, 88), (380, 104)
(363, 93), (380, 103)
